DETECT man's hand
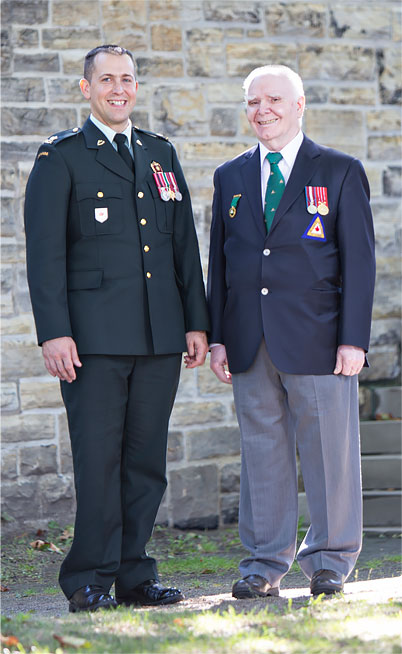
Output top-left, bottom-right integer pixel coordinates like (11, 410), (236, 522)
(333, 345), (365, 376)
(210, 344), (232, 384)
(42, 337), (82, 383)
(184, 331), (209, 368)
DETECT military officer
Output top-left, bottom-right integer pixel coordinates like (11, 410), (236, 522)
(24, 45), (209, 612)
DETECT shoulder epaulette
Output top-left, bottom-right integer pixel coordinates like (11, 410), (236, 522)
(134, 126), (169, 142)
(43, 127), (81, 145)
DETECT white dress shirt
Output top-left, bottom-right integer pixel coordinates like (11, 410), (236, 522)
(259, 130), (304, 210)
(90, 114), (133, 158)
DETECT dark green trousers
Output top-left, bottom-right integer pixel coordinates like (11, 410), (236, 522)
(59, 353), (181, 599)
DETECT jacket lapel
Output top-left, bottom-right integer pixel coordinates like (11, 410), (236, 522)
(269, 134), (321, 234)
(240, 145), (266, 238)
(131, 128), (151, 187)
(81, 118), (135, 183)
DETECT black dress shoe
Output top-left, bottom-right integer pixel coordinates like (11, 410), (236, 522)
(310, 569), (344, 596)
(116, 579), (184, 606)
(232, 574), (280, 599)
(68, 585), (117, 613)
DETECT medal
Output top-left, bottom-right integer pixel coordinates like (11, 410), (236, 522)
(305, 186), (329, 216)
(317, 203), (329, 216)
(229, 194), (242, 218)
(175, 191), (182, 201)
(307, 203), (317, 214)
(229, 206), (236, 218)
(160, 188), (170, 201)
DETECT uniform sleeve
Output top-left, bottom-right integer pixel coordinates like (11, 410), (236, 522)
(336, 158), (376, 350)
(170, 144), (210, 333)
(24, 145), (73, 345)
(207, 167), (227, 345)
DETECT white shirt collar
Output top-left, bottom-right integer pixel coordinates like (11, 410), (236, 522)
(259, 130), (304, 172)
(90, 114), (132, 147)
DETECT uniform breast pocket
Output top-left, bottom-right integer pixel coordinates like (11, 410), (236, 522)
(147, 180), (174, 234)
(76, 183), (124, 236)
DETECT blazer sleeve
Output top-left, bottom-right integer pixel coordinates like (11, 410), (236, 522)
(336, 158), (376, 351)
(170, 144), (210, 333)
(24, 145), (73, 345)
(207, 167), (227, 344)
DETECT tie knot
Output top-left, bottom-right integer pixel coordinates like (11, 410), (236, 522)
(114, 133), (127, 146)
(266, 152), (282, 166)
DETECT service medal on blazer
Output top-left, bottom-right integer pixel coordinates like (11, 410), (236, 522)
(229, 194), (242, 218)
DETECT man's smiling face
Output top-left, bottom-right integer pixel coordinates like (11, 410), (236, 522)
(79, 52), (138, 132)
(246, 73), (305, 151)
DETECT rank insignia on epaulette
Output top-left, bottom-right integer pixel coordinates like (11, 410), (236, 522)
(229, 194), (241, 218)
(44, 135), (58, 145)
(302, 215), (326, 241)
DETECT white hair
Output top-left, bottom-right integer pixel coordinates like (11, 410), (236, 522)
(243, 65), (305, 101)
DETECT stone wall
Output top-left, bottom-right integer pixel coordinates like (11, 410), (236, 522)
(1, 0), (401, 531)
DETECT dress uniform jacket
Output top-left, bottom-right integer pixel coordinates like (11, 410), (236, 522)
(25, 117), (209, 355)
(207, 134), (375, 375)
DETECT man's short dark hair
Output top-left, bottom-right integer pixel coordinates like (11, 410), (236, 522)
(84, 45), (136, 81)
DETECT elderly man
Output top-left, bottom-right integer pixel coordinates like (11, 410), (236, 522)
(207, 65), (375, 598)
(25, 45), (209, 612)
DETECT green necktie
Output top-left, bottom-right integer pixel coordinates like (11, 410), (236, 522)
(264, 152), (285, 232)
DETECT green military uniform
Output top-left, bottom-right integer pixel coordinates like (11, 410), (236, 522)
(24, 117), (209, 598)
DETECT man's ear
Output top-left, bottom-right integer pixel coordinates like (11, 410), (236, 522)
(79, 78), (90, 100)
(296, 95), (305, 118)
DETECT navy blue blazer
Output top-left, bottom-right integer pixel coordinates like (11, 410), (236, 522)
(207, 135), (375, 375)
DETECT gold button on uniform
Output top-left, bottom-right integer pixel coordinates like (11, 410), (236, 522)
(97, 191), (104, 198)
(144, 245), (150, 252)
(138, 191), (144, 198)
(146, 272), (152, 278)
(140, 219), (147, 226)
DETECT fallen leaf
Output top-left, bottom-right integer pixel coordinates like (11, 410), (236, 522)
(36, 528), (46, 537)
(30, 540), (63, 554)
(54, 634), (90, 649)
(0, 634), (19, 646)
(173, 618), (184, 626)
(60, 527), (74, 541)
(48, 542), (63, 554)
(201, 568), (215, 574)
(0, 585), (9, 592)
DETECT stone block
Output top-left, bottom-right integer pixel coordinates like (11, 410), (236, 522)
(359, 345), (400, 382)
(1, 141), (41, 164)
(368, 136), (402, 161)
(221, 493), (239, 524)
(153, 87), (207, 137)
(14, 264), (33, 315)
(14, 54), (60, 73)
(265, 3), (326, 37)
(170, 464), (219, 529)
(1, 77), (45, 103)
(373, 387), (402, 420)
(328, 86), (376, 106)
(1, 29), (11, 75)
(187, 426), (240, 460)
(304, 85), (329, 104)
(2, 0), (48, 24)
(1, 382), (19, 412)
(206, 82), (245, 104)
(183, 142), (251, 161)
(361, 421), (402, 455)
(364, 164), (383, 198)
(2, 108), (77, 137)
(1, 315), (34, 336)
(378, 49), (402, 105)
(103, 32), (147, 53)
(61, 52), (86, 76)
(299, 45), (376, 81)
(372, 273), (401, 320)
(39, 474), (75, 520)
(1, 238), (26, 264)
(247, 29), (264, 38)
(370, 318), (401, 348)
(151, 25), (182, 51)
(197, 365), (234, 396)
(392, 7), (401, 42)
(304, 110), (364, 159)
(329, 6), (392, 40)
(1, 479), (39, 521)
(128, 110), (150, 130)
(1, 197), (20, 238)
(150, 0), (181, 21)
(20, 444), (58, 476)
(362, 455), (401, 490)
(20, 377), (64, 410)
(383, 167), (401, 197)
(362, 491), (401, 527)
(2, 413), (56, 443)
(1, 451), (18, 481)
(187, 45), (226, 77)
(204, 1), (260, 23)
(226, 43), (297, 77)
(42, 28), (101, 50)
(170, 401), (226, 427)
(167, 431), (184, 462)
(14, 28), (39, 48)
(137, 57), (183, 78)
(366, 109), (401, 132)
(220, 462), (241, 493)
(210, 108), (237, 137)
(47, 79), (86, 104)
(359, 386), (373, 421)
(186, 28), (224, 44)
(1, 166), (16, 192)
(52, 0), (99, 26)
(58, 412), (73, 474)
(2, 336), (46, 378)
(102, 0), (147, 30)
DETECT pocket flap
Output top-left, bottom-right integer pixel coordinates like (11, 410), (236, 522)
(76, 183), (123, 201)
(67, 269), (103, 290)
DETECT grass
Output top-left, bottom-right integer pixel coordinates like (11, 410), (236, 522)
(159, 555), (239, 576)
(1, 598), (401, 653)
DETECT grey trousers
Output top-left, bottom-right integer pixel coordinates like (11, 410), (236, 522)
(232, 341), (362, 586)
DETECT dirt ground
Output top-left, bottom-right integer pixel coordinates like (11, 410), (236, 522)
(1, 528), (401, 617)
